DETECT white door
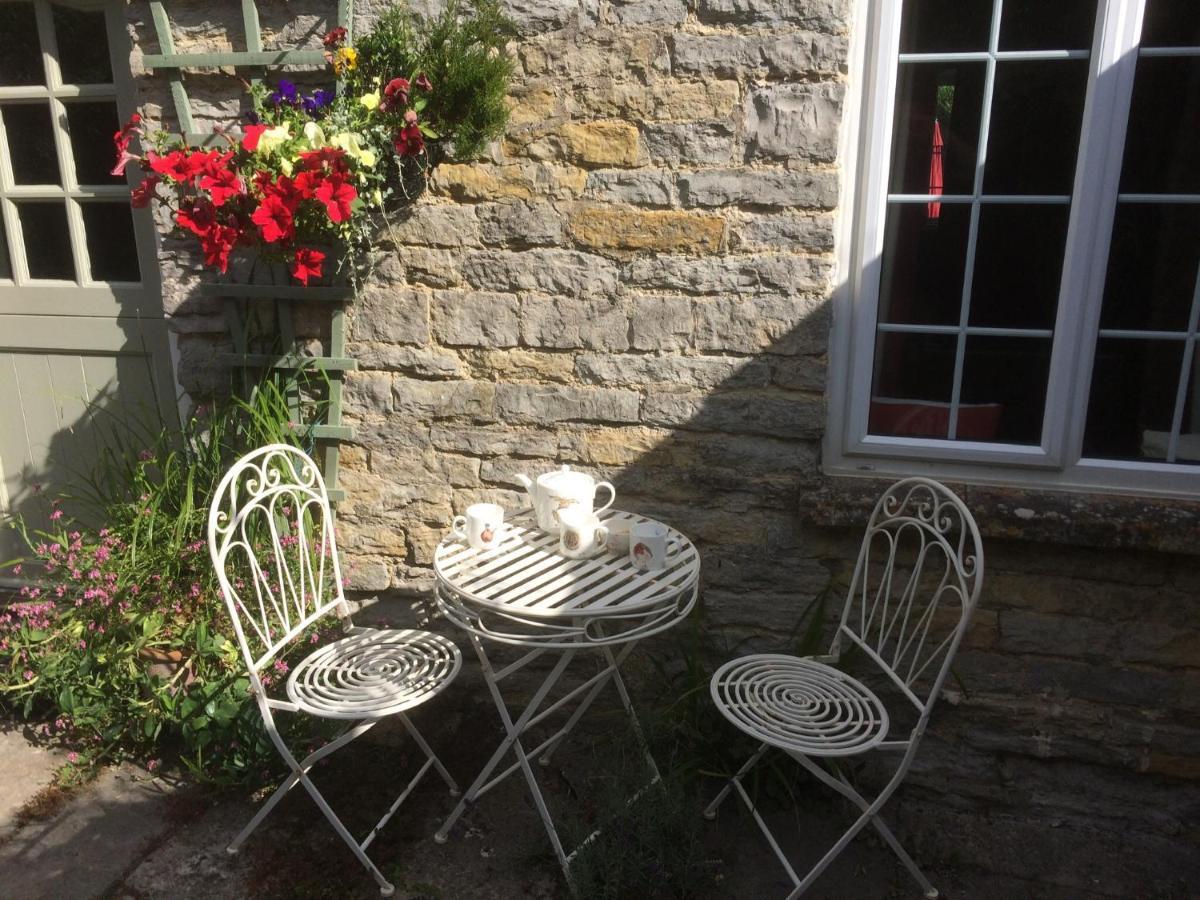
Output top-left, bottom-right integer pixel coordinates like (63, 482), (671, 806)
(0, 0), (175, 567)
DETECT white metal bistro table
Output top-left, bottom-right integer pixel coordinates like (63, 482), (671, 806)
(431, 508), (699, 883)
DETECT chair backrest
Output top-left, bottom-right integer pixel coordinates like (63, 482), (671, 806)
(831, 478), (983, 718)
(207, 443), (349, 674)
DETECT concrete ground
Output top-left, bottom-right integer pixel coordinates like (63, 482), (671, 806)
(0, 699), (1084, 900)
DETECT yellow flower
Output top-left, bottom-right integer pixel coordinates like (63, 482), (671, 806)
(333, 47), (358, 75)
(256, 124), (292, 154)
(330, 131), (376, 167)
(280, 158), (294, 176)
(359, 90), (380, 111)
(302, 121), (328, 150)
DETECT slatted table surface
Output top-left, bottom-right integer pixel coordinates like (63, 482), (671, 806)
(434, 509), (699, 619)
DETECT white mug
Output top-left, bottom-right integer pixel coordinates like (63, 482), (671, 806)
(629, 521), (677, 572)
(452, 503), (504, 551)
(605, 517), (633, 555)
(557, 507), (608, 559)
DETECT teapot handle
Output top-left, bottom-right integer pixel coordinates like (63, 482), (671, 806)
(594, 481), (616, 514)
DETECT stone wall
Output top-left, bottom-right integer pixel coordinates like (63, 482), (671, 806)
(123, 0), (1200, 894)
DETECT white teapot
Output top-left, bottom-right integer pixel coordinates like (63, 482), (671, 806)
(514, 465), (616, 533)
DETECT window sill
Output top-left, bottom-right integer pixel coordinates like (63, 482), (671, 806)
(801, 474), (1200, 556)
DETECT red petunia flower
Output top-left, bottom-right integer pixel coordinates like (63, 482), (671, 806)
(393, 123), (425, 157)
(298, 146), (349, 174)
(291, 247), (325, 285)
(241, 124), (269, 152)
(315, 175), (357, 223)
(414, 72), (432, 92)
(380, 77), (410, 113)
(199, 224), (240, 273)
(111, 113), (143, 175)
(251, 194), (295, 243)
(292, 169), (320, 200)
(322, 26), (347, 48)
(130, 174), (160, 208)
(148, 150), (195, 182)
(200, 166), (244, 207)
(176, 200), (217, 238)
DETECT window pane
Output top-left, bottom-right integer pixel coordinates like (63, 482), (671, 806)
(1141, 0), (1200, 48)
(1176, 358), (1200, 464)
(52, 5), (112, 85)
(1083, 338), (1184, 461)
(66, 101), (122, 185)
(17, 202), (75, 280)
(969, 204), (1070, 329)
(959, 336), (1051, 443)
(889, 62), (985, 196)
(998, 0), (1097, 51)
(3, 103), (61, 186)
(1101, 204), (1200, 333)
(878, 202), (971, 326)
(1119, 57), (1200, 195)
(899, 0), (992, 54)
(869, 332), (958, 439)
(0, 3), (44, 86)
(80, 202), (140, 282)
(983, 60), (1089, 195)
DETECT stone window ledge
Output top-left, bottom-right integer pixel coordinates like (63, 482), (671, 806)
(801, 475), (1200, 556)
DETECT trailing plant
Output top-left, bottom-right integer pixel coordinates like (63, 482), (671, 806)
(116, 2), (514, 283)
(0, 375), (341, 783)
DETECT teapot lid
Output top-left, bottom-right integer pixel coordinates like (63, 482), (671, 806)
(540, 466), (592, 489)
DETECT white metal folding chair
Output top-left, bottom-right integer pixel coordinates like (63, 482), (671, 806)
(207, 444), (462, 896)
(704, 478), (984, 899)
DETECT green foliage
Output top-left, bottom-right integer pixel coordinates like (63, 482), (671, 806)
(0, 376), (338, 783)
(347, 0), (516, 161)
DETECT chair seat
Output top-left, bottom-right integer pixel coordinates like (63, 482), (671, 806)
(287, 628), (461, 720)
(710, 654), (889, 757)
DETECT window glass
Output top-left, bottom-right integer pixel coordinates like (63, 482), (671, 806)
(0, 217), (12, 281)
(1083, 339), (1184, 461)
(66, 101), (123, 185)
(52, 5), (112, 84)
(1118, 57), (1200, 195)
(0, 4), (44, 86)
(959, 336), (1052, 443)
(80, 202), (140, 282)
(1140, 0), (1200, 48)
(983, 59), (1090, 195)
(998, 0), (1097, 51)
(17, 202), (75, 280)
(1100, 204), (1200, 333)
(878, 203), (971, 326)
(899, 0), (992, 54)
(969, 204), (1069, 330)
(889, 62), (985, 196)
(2, 103), (60, 185)
(869, 332), (958, 439)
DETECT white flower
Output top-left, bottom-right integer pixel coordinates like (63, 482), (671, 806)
(256, 124), (292, 154)
(302, 121), (327, 149)
(330, 131), (377, 168)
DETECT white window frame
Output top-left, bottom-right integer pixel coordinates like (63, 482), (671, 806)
(826, 0), (1200, 499)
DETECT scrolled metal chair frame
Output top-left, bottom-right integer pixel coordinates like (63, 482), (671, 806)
(208, 444), (461, 897)
(705, 478), (984, 899)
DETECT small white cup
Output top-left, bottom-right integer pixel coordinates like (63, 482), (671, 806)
(452, 503), (505, 551)
(629, 521), (677, 572)
(557, 507), (608, 559)
(606, 518), (632, 555)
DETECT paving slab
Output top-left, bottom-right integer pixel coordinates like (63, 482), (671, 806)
(0, 763), (179, 900)
(0, 724), (67, 841)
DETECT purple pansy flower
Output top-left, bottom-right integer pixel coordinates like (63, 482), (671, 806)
(268, 79), (299, 106)
(302, 89), (334, 116)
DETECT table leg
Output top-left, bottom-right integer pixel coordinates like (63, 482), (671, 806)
(537, 639), (639, 767)
(433, 634), (575, 848)
(602, 643), (662, 782)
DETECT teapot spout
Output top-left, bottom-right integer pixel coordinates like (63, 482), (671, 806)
(514, 473), (533, 491)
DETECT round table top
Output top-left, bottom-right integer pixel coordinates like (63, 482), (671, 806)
(434, 508), (699, 620)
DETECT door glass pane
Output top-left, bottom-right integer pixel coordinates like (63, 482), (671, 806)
(1084, 339), (1185, 461)
(998, 0), (1097, 51)
(52, 5), (112, 84)
(969, 204), (1070, 329)
(66, 101), (122, 185)
(1141, 0), (1200, 48)
(80, 202), (140, 282)
(889, 62), (985, 196)
(1119, 57), (1200, 195)
(1177, 357), (1200, 463)
(0, 3), (44, 86)
(899, 0), (992, 54)
(0, 216), (11, 280)
(1100, 204), (1200, 333)
(878, 202), (971, 326)
(959, 336), (1051, 443)
(16, 202), (75, 280)
(869, 332), (958, 439)
(984, 59), (1090, 195)
(3, 103), (60, 185)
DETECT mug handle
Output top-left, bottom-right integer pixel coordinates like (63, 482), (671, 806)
(595, 525), (609, 549)
(451, 515), (468, 541)
(594, 481), (616, 514)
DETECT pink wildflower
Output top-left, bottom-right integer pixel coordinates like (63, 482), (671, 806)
(23, 669), (34, 681)
(67, 752), (79, 764)
(50, 509), (63, 520)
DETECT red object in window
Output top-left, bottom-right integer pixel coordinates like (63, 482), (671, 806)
(928, 119), (944, 219)
(869, 398), (1002, 440)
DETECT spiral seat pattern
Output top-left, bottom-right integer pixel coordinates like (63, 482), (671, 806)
(287, 628), (461, 720)
(711, 655), (889, 757)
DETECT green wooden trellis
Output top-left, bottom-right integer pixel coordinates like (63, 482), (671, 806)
(144, 1), (357, 500)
